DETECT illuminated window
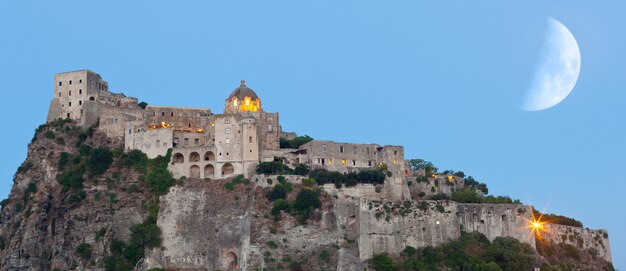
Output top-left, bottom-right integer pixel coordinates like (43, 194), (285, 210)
(394, 159), (397, 165)
(329, 159), (333, 165)
(233, 99), (238, 106)
(341, 159), (346, 166)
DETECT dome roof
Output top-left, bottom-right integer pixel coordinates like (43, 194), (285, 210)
(228, 80), (259, 100)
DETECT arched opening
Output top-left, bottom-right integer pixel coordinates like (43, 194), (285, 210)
(204, 151), (215, 161)
(226, 251), (238, 270)
(204, 164), (214, 179)
(173, 153), (184, 164)
(222, 163), (234, 176)
(405, 169), (410, 177)
(189, 152), (200, 162)
(89, 96), (95, 101)
(190, 165), (200, 178)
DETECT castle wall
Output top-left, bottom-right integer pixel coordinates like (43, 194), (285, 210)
(300, 141), (383, 172)
(408, 175), (464, 200)
(543, 224), (612, 262)
(125, 126), (173, 158)
(456, 203), (535, 248)
(145, 106), (211, 132)
(357, 199), (461, 260)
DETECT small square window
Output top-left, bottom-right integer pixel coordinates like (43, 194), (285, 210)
(194, 138), (199, 145)
(79, 79), (82, 83)
(69, 80), (72, 85)
(59, 81), (62, 86)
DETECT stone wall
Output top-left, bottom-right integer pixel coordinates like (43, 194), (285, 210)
(457, 203), (535, 248)
(543, 224), (612, 262)
(357, 199), (461, 260)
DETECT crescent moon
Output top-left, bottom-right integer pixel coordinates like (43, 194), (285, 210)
(522, 18), (581, 111)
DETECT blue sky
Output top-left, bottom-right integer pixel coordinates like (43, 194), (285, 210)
(1, 1), (624, 268)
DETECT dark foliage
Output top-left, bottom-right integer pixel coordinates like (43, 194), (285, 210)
(256, 161), (293, 175)
(279, 135), (313, 149)
(87, 147), (113, 175)
(309, 168), (386, 187)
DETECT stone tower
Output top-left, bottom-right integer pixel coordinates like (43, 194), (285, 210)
(46, 70), (109, 124)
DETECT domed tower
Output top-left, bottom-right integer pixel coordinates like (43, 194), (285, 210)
(224, 80), (263, 114)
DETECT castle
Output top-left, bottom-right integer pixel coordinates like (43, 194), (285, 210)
(44, 70), (612, 268)
(46, 70), (406, 181)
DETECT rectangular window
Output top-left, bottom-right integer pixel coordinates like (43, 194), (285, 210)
(79, 100), (82, 105)
(366, 148), (370, 155)
(268, 124), (273, 132)
(184, 138), (189, 145)
(152, 111), (156, 116)
(352, 160), (356, 166)
(340, 146), (344, 153)
(68, 102), (72, 107)
(69, 91), (72, 96)
(156, 140), (161, 146)
(368, 161), (372, 166)
(317, 158), (321, 164)
(394, 159), (397, 165)
(79, 79), (82, 83)
(322, 145), (327, 152)
(194, 138), (199, 145)
(79, 89), (82, 94)
(59, 81), (62, 86)
(226, 138), (230, 144)
(353, 147), (357, 155)
(114, 118), (118, 124)
(129, 129), (132, 134)
(341, 159), (347, 166)
(394, 151), (398, 155)
(69, 80), (72, 85)
(225, 128), (231, 134)
(58, 92), (61, 97)
(249, 136), (252, 143)
(225, 119), (230, 124)
(162, 112), (165, 116)
(329, 159), (333, 165)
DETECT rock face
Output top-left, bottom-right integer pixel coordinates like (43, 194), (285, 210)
(0, 123), (614, 270)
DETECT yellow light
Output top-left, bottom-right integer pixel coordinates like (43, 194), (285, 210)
(342, 159), (346, 166)
(525, 210), (548, 238)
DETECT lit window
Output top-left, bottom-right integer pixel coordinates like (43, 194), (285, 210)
(329, 159), (333, 165)
(233, 99), (238, 106)
(394, 159), (397, 165)
(341, 159), (346, 166)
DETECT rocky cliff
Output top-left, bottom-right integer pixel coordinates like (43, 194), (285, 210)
(0, 121), (615, 271)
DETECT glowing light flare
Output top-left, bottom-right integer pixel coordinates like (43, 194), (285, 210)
(525, 212), (548, 238)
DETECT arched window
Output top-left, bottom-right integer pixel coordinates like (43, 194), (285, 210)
(204, 164), (214, 179)
(222, 163), (234, 176)
(173, 153), (184, 164)
(190, 165), (200, 178)
(204, 151), (215, 161)
(189, 152), (200, 162)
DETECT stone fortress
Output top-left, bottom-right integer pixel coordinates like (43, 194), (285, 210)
(45, 70), (612, 269)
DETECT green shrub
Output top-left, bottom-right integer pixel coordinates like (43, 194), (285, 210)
(16, 161), (33, 174)
(371, 253), (395, 271)
(58, 152), (71, 170)
(415, 176), (429, 184)
(75, 243), (92, 260)
(267, 185), (288, 202)
(0, 199), (9, 210)
(138, 101), (148, 109)
(417, 191), (426, 197)
(279, 135), (313, 149)
(87, 147), (113, 175)
(293, 189), (321, 222)
(451, 188), (483, 203)
(122, 150), (149, 172)
(22, 182), (37, 204)
(267, 240), (278, 249)
(320, 249), (330, 263)
(96, 227), (107, 241)
(44, 130), (56, 139)
(294, 163), (310, 175)
(267, 178), (273, 185)
(256, 161), (293, 175)
(79, 144), (91, 156)
(302, 178), (316, 187)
